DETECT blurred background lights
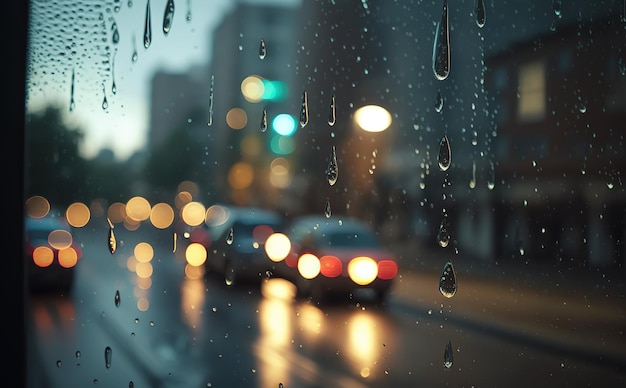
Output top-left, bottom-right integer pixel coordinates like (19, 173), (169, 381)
(354, 105), (392, 132)
(271, 114), (297, 136)
(181, 201), (206, 227)
(185, 243), (207, 267)
(226, 107), (248, 130)
(150, 202), (175, 229)
(264, 233), (291, 262)
(66, 202), (90, 228)
(241, 75), (264, 102)
(269, 135), (295, 155)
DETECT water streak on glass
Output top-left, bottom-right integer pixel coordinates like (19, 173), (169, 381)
(475, 0), (486, 28)
(111, 49), (117, 95)
(163, 0), (175, 35)
(443, 340), (454, 368)
(114, 0), (121, 12)
(101, 82), (109, 110)
(553, 0), (563, 18)
(261, 108), (268, 132)
(435, 91), (444, 113)
(437, 216), (450, 247)
(299, 90), (309, 127)
(469, 160), (476, 188)
(439, 261), (457, 298)
(324, 198), (332, 218)
(328, 93), (336, 126)
(173, 232), (177, 252)
(186, 0), (192, 21)
(438, 134), (451, 171)
(432, 0), (450, 80)
(487, 160), (495, 190)
(105, 346), (112, 369)
(207, 74), (214, 126)
(259, 38), (266, 59)
(144, 0), (152, 49)
(226, 227), (234, 245)
(115, 290), (121, 307)
(326, 145), (339, 186)
(131, 32), (139, 62)
(69, 68), (75, 112)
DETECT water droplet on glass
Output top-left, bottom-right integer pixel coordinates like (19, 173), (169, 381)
(578, 103), (586, 113)
(56, 360), (62, 368)
(131, 32), (139, 62)
(437, 217), (450, 247)
(439, 261), (457, 298)
(475, 0), (486, 28)
(324, 198), (332, 218)
(173, 232), (177, 252)
(438, 135), (451, 171)
(111, 50), (117, 95)
(101, 83), (109, 110)
(226, 228), (234, 245)
(259, 38), (266, 59)
(162, 0), (175, 35)
(111, 19), (120, 44)
(104, 346), (112, 369)
(129, 382), (134, 388)
(487, 160), (495, 190)
(143, 0), (152, 49)
(260, 108), (268, 132)
(115, 290), (121, 307)
(432, 0), (450, 80)
(326, 145), (339, 186)
(69, 68), (75, 112)
(469, 160), (476, 188)
(128, 1), (133, 7)
(328, 94), (336, 126)
(107, 218), (116, 254)
(443, 340), (454, 368)
(435, 91), (444, 113)
(299, 90), (309, 127)
(207, 74), (214, 126)
(553, 0), (562, 18)
(471, 130), (478, 145)
(186, 0), (192, 21)
(75, 351), (81, 359)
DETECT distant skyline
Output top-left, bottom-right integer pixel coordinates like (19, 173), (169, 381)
(25, 0), (300, 162)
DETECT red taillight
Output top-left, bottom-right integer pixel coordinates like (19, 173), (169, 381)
(320, 255), (342, 278)
(377, 260), (398, 280)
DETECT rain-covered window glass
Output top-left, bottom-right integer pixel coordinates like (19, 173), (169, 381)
(18, 0), (626, 387)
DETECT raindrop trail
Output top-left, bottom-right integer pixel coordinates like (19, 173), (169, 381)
(207, 74), (214, 126)
(69, 68), (75, 112)
(299, 90), (309, 127)
(226, 228), (234, 245)
(432, 0), (450, 80)
(143, 0), (152, 48)
(328, 93), (336, 126)
(324, 198), (332, 218)
(185, 0), (192, 21)
(111, 18), (120, 44)
(260, 108), (268, 132)
(101, 82), (108, 110)
(475, 0), (486, 28)
(104, 346), (112, 369)
(115, 290), (121, 307)
(435, 91), (444, 113)
(443, 340), (454, 368)
(131, 32), (138, 62)
(259, 38), (266, 59)
(163, 0), (175, 35)
(107, 218), (116, 254)
(326, 145), (338, 186)
(111, 49), (117, 95)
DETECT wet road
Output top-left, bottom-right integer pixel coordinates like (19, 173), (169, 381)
(27, 221), (626, 387)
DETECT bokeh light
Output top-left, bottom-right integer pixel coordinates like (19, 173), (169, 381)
(181, 201), (206, 227)
(354, 105), (392, 132)
(226, 107), (248, 129)
(134, 242), (154, 263)
(66, 202), (90, 228)
(265, 233), (291, 262)
(185, 242), (207, 267)
(228, 162), (254, 190)
(126, 197), (151, 222)
(150, 203), (175, 229)
(298, 253), (321, 279)
(25, 196), (50, 218)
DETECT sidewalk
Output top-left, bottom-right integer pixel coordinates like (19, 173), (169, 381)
(389, 239), (626, 368)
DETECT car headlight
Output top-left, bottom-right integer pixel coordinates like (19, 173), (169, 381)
(348, 256), (378, 285)
(297, 253), (320, 279)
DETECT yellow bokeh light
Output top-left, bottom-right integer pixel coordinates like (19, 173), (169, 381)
(107, 202), (126, 224)
(354, 105), (392, 132)
(135, 262), (154, 278)
(32, 246), (54, 267)
(134, 242), (154, 263)
(181, 201), (206, 227)
(298, 253), (321, 279)
(241, 75), (264, 103)
(126, 196), (151, 222)
(205, 205), (230, 227)
(66, 202), (90, 228)
(228, 162), (254, 190)
(241, 135), (262, 157)
(58, 248), (78, 268)
(264, 233), (291, 262)
(175, 191), (193, 209)
(150, 202), (175, 229)
(184, 263), (205, 280)
(185, 243), (207, 267)
(226, 107), (248, 130)
(177, 180), (199, 198)
(25, 196), (50, 218)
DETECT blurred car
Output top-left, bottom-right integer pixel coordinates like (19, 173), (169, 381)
(278, 215), (399, 303)
(203, 204), (285, 286)
(24, 214), (82, 293)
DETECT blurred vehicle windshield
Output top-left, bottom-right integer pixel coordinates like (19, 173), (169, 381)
(19, 0), (626, 387)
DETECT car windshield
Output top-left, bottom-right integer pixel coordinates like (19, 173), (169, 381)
(16, 0), (626, 387)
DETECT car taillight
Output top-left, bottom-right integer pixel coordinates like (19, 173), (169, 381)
(347, 256), (378, 285)
(320, 255), (342, 278)
(377, 259), (398, 280)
